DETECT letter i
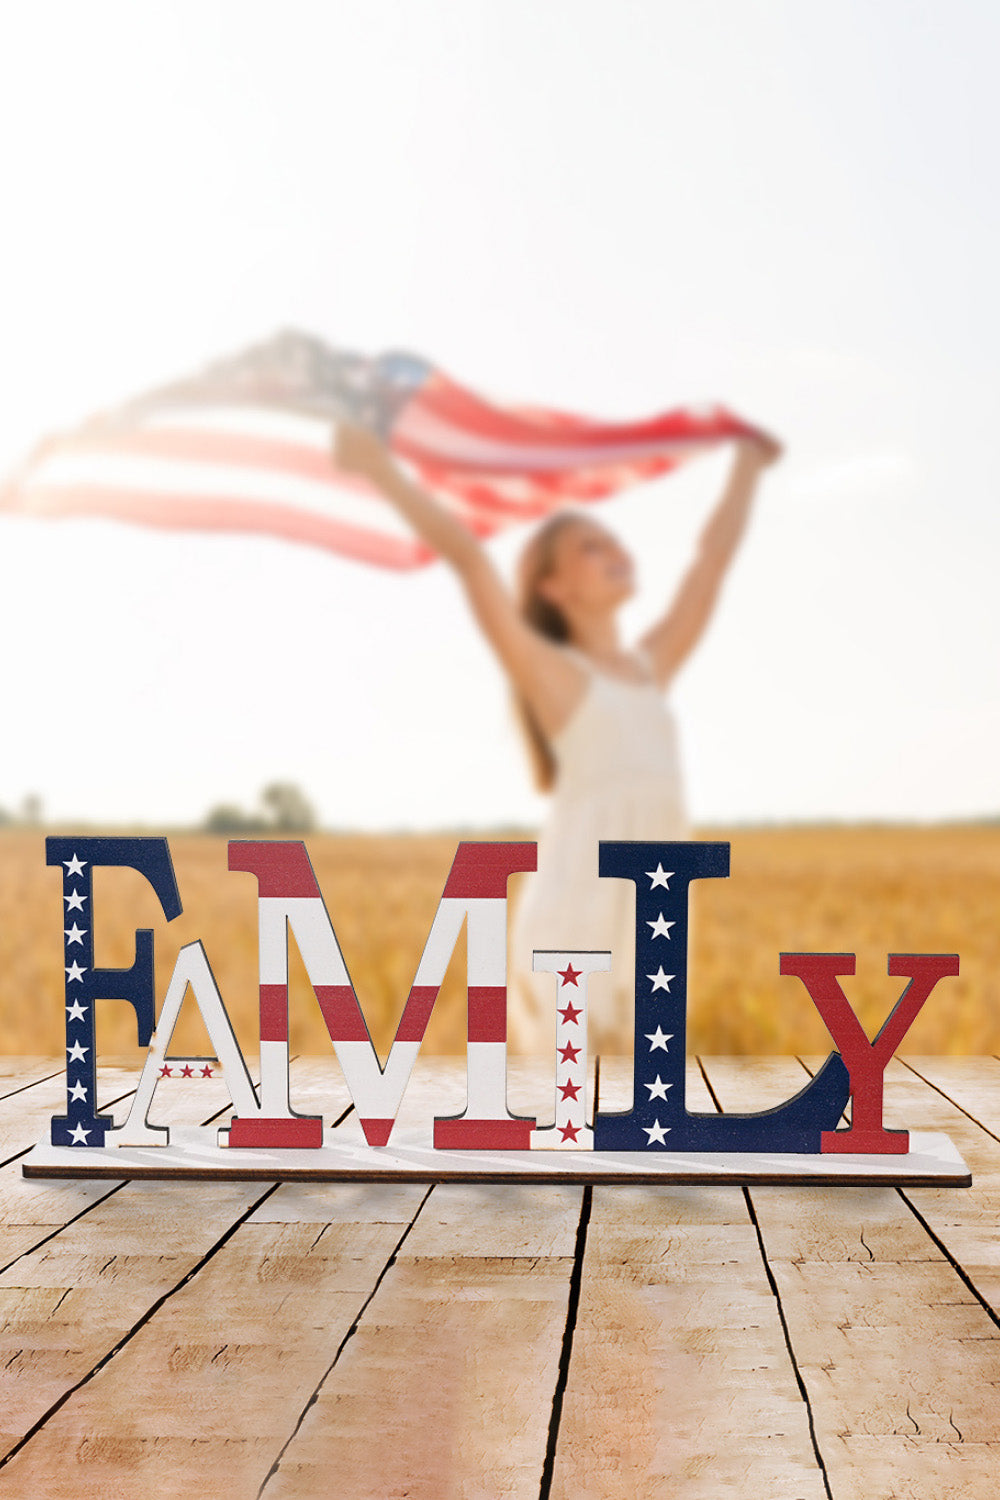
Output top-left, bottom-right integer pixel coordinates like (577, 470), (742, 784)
(529, 951), (609, 1151)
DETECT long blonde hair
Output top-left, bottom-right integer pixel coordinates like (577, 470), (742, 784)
(514, 512), (584, 792)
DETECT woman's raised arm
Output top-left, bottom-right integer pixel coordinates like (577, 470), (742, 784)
(334, 424), (586, 736)
(639, 433), (782, 688)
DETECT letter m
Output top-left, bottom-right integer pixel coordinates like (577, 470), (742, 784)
(227, 841), (537, 1150)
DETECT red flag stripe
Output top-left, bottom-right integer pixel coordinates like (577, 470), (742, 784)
(8, 484), (438, 569)
(406, 376), (760, 451)
(396, 403), (736, 473)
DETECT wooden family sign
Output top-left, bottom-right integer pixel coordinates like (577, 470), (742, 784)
(22, 837), (969, 1185)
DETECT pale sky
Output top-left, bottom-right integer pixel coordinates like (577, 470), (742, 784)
(0, 0), (997, 829)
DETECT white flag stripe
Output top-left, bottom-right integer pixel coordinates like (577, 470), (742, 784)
(141, 404), (337, 448)
(20, 451), (460, 542)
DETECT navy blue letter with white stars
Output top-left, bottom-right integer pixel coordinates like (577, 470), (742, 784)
(593, 842), (849, 1154)
(46, 837), (182, 1147)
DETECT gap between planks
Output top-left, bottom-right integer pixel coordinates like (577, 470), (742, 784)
(257, 1055), (595, 1500)
(7, 1056), (1000, 1500)
(706, 1055), (1000, 1500)
(0, 1058), (583, 1499)
(697, 1058), (834, 1500)
(0, 1059), (269, 1491)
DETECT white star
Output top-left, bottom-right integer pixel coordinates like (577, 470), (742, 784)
(645, 1027), (673, 1052)
(646, 967), (675, 993)
(68, 1040), (88, 1063)
(66, 961), (87, 984)
(63, 854), (87, 878)
(64, 889), (87, 912)
(68, 1122), (91, 1145)
(69, 1080), (88, 1102)
(645, 1075), (672, 1100)
(643, 1118), (671, 1146)
(66, 998), (87, 1022)
(64, 923), (87, 946)
(645, 864), (674, 890)
(646, 912), (675, 940)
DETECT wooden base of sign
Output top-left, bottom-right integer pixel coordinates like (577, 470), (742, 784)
(22, 1127), (970, 1186)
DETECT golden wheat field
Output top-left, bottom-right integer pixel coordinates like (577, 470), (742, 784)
(0, 824), (998, 1060)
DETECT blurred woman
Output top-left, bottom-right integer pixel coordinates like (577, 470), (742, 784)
(335, 422), (781, 1053)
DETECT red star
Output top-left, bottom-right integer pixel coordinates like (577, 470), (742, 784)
(558, 1000), (582, 1025)
(558, 963), (582, 987)
(158, 1065), (172, 1078)
(558, 1078), (581, 1102)
(200, 1065), (214, 1078)
(180, 1064), (194, 1078)
(558, 1040), (581, 1064)
(559, 1121), (581, 1143)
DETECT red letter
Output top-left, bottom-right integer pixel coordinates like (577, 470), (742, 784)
(779, 953), (959, 1153)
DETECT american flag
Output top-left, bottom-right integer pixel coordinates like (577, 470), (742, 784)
(1, 330), (763, 569)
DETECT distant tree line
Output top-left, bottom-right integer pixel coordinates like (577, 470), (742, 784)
(201, 781), (317, 834)
(0, 794), (43, 828)
(0, 787), (319, 834)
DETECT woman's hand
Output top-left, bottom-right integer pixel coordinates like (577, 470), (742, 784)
(736, 429), (784, 469)
(640, 423), (781, 686)
(333, 421), (394, 481)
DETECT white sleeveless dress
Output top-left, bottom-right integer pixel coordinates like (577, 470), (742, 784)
(508, 648), (689, 1055)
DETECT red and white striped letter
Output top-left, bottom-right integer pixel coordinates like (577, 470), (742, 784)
(432, 846), (539, 1150)
(227, 840), (537, 1149)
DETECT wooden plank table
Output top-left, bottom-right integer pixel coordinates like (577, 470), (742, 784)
(0, 1056), (998, 1499)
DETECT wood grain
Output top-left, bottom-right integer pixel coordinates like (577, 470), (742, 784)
(706, 1055), (1000, 1499)
(0, 1055), (998, 1498)
(548, 1058), (828, 1499)
(0, 1070), (263, 1479)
